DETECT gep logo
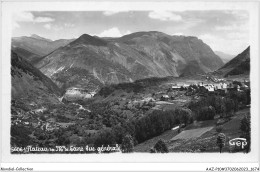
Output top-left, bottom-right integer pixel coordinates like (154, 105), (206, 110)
(229, 138), (247, 149)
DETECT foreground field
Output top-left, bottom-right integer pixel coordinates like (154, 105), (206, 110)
(171, 127), (213, 141)
(134, 108), (249, 153)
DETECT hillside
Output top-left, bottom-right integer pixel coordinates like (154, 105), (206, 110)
(11, 51), (61, 103)
(11, 46), (42, 65)
(216, 46), (250, 77)
(35, 31), (223, 91)
(12, 34), (74, 56)
(118, 32), (223, 73)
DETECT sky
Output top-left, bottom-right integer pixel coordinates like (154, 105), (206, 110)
(12, 10), (249, 55)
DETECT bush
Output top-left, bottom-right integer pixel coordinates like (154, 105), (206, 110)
(216, 133), (226, 153)
(240, 113), (251, 153)
(11, 125), (33, 147)
(121, 134), (134, 153)
(153, 139), (169, 153)
(240, 113), (250, 133)
(196, 106), (216, 121)
(216, 125), (223, 133)
(94, 129), (116, 147)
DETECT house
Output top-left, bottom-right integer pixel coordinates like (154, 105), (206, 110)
(171, 126), (180, 131)
(237, 85), (241, 91)
(198, 82), (202, 86)
(24, 122), (29, 125)
(172, 85), (181, 90)
(183, 84), (190, 88)
(214, 83), (222, 90)
(160, 95), (169, 101)
(65, 87), (94, 99)
(222, 83), (227, 89)
(204, 85), (214, 92)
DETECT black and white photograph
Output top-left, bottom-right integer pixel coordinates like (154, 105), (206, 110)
(1, 1), (260, 171)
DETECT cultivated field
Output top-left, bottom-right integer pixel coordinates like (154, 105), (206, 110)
(134, 108), (250, 153)
(171, 127), (213, 141)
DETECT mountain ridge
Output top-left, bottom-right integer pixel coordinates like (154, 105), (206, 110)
(11, 51), (61, 100)
(12, 35), (75, 56)
(216, 46), (250, 77)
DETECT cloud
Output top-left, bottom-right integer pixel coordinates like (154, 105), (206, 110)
(199, 33), (249, 55)
(173, 32), (183, 35)
(225, 11), (249, 20)
(103, 11), (119, 16)
(215, 24), (247, 32)
(43, 23), (63, 31)
(64, 23), (75, 28)
(226, 32), (248, 40)
(12, 11), (55, 30)
(95, 27), (131, 37)
(12, 22), (20, 30)
(103, 11), (129, 16)
(13, 11), (34, 22)
(148, 11), (182, 21)
(34, 17), (54, 23)
(13, 11), (54, 23)
(45, 23), (74, 31)
(44, 23), (51, 30)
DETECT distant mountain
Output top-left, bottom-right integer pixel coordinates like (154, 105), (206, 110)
(12, 34), (75, 56)
(117, 32), (223, 73)
(216, 46), (250, 77)
(11, 51), (61, 103)
(35, 31), (224, 91)
(30, 34), (52, 42)
(214, 51), (234, 64)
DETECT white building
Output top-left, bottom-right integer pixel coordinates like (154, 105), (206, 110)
(172, 85), (181, 89)
(183, 84), (190, 88)
(204, 85), (214, 92)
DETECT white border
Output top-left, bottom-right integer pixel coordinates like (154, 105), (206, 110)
(1, 0), (259, 166)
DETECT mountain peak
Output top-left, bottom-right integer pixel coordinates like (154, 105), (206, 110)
(70, 34), (108, 46)
(30, 34), (52, 42)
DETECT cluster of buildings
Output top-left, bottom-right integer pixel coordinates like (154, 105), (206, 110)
(198, 81), (249, 92)
(65, 87), (96, 100)
(169, 79), (250, 93)
(43, 122), (74, 132)
(198, 82), (228, 92)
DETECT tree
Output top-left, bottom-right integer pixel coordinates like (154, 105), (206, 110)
(153, 139), (169, 153)
(240, 113), (251, 153)
(94, 129), (116, 147)
(121, 134), (134, 153)
(196, 106), (216, 121)
(240, 113), (250, 133)
(180, 108), (193, 126)
(216, 125), (223, 133)
(216, 133), (226, 153)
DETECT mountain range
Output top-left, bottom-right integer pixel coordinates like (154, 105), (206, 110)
(31, 31), (224, 91)
(11, 32), (250, 95)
